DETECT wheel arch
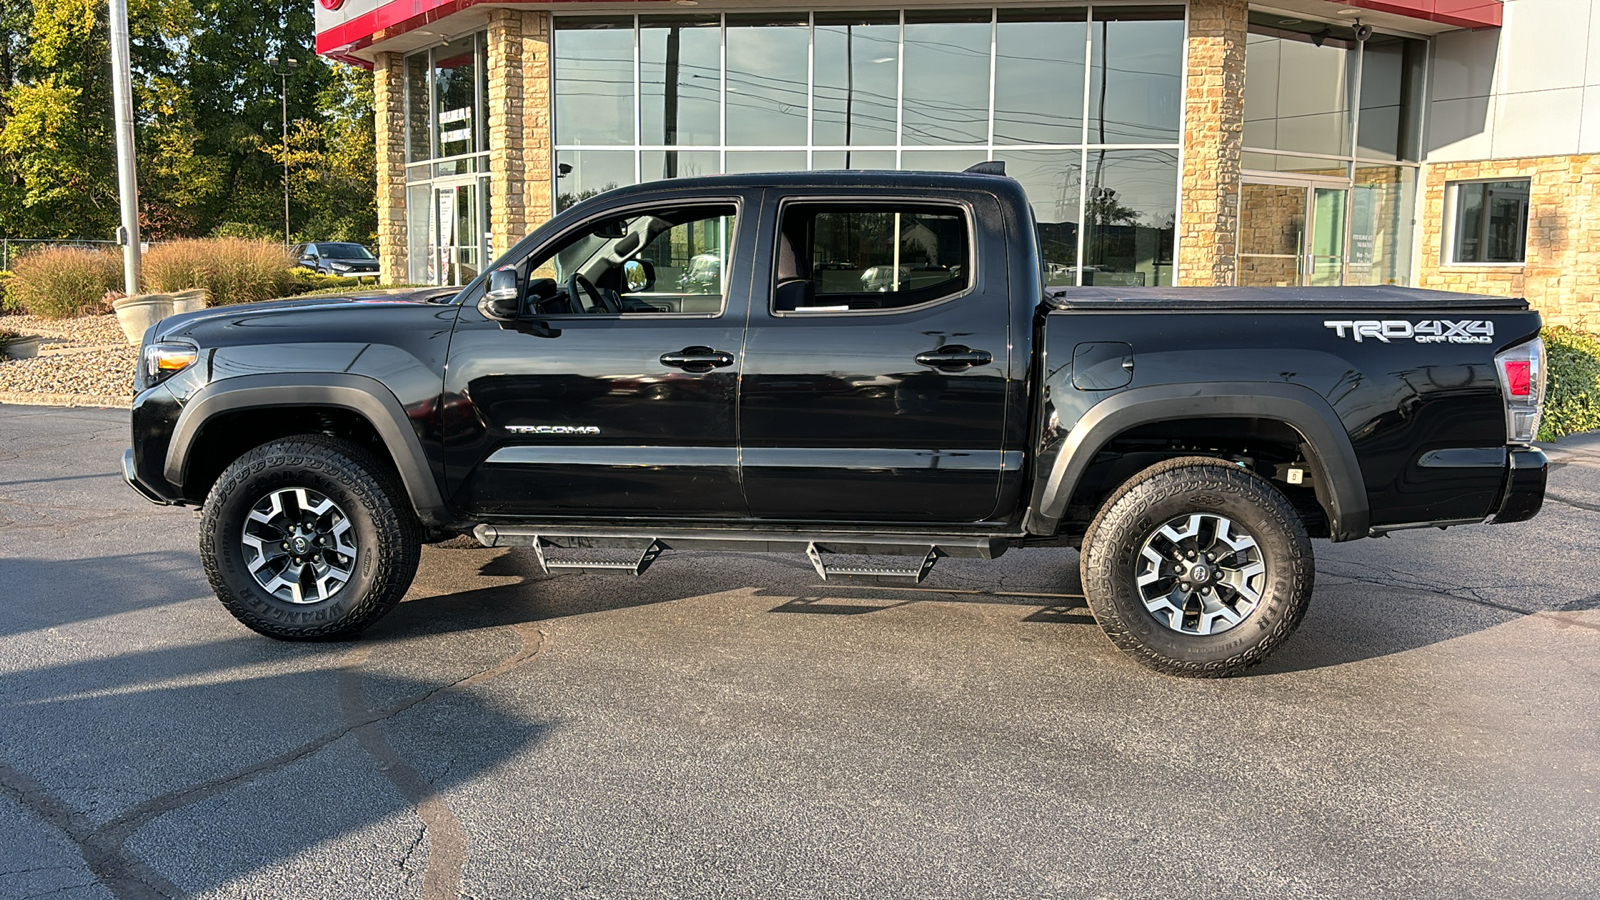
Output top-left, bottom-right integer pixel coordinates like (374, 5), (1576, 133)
(165, 373), (450, 527)
(1026, 382), (1369, 542)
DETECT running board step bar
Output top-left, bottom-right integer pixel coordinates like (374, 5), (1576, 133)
(473, 525), (1009, 584)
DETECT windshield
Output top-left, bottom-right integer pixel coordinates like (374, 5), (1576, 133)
(315, 243), (375, 259)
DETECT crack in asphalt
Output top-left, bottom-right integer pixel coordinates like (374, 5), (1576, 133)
(1321, 566), (1600, 633)
(1544, 493), (1600, 514)
(0, 623), (547, 900)
(339, 622), (545, 900)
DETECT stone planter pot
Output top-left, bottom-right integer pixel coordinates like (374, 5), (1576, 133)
(2, 335), (41, 360)
(112, 294), (175, 345)
(171, 288), (209, 314)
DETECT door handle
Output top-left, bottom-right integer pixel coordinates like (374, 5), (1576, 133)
(660, 346), (735, 372)
(914, 346), (993, 371)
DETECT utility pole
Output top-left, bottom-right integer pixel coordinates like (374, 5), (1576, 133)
(109, 0), (140, 294)
(268, 56), (299, 245)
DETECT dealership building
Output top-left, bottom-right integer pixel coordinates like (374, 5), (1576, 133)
(315, 0), (1600, 328)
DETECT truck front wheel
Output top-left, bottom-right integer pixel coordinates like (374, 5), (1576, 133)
(1080, 457), (1314, 677)
(199, 436), (422, 640)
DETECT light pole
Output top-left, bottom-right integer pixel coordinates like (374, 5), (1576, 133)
(267, 55), (299, 246)
(109, 0), (141, 293)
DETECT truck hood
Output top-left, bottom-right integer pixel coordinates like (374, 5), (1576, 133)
(150, 286), (460, 343)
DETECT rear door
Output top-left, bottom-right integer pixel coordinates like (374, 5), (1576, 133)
(738, 190), (1013, 523)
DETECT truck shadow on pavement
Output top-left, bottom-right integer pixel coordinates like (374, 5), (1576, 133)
(384, 543), (1550, 678)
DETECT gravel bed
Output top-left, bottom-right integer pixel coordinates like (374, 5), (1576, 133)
(1, 314), (136, 402)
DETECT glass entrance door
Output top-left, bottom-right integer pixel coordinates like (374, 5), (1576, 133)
(432, 179), (486, 286)
(1238, 178), (1348, 287)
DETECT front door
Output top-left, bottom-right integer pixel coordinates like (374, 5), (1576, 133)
(1238, 177), (1349, 287)
(444, 197), (752, 518)
(739, 194), (1011, 523)
(433, 179), (486, 286)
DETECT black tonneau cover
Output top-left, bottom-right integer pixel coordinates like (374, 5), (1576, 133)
(1044, 285), (1528, 312)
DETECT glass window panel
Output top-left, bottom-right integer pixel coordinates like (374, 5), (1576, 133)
(1244, 23), (1356, 156)
(555, 17), (636, 146)
(1241, 151), (1350, 177)
(434, 36), (480, 157)
(1357, 36), (1424, 162)
(1348, 165), (1416, 285)
(725, 150), (807, 174)
(995, 149), (1081, 285)
(1452, 180), (1528, 264)
(1082, 149), (1177, 286)
(641, 149), (720, 181)
(555, 149), (636, 213)
(994, 10), (1086, 145)
(780, 205), (971, 312)
(726, 15), (809, 146)
(813, 14), (900, 147)
(1087, 7), (1183, 145)
(811, 150), (897, 170)
(641, 16), (722, 146)
(405, 53), (432, 163)
(407, 183), (432, 284)
(902, 12), (992, 146)
(900, 149), (990, 172)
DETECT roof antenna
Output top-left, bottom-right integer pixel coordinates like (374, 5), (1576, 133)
(964, 161), (1007, 176)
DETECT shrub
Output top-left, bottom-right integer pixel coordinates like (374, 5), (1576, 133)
(4, 246), (122, 318)
(143, 238), (297, 305)
(211, 221), (280, 242)
(1538, 326), (1600, 442)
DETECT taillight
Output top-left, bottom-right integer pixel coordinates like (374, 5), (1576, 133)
(1494, 338), (1546, 444)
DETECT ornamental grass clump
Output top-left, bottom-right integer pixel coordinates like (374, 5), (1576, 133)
(1538, 326), (1600, 441)
(143, 238), (297, 305)
(4, 246), (122, 318)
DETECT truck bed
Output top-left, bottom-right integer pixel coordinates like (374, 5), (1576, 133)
(1043, 285), (1529, 312)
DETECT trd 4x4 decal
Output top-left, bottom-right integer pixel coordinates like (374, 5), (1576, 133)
(1323, 320), (1495, 344)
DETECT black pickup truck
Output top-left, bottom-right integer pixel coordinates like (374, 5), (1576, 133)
(123, 167), (1549, 677)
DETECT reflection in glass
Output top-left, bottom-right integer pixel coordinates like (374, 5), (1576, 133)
(1308, 186), (1346, 286)
(641, 16), (722, 146)
(405, 53), (432, 163)
(725, 151), (807, 174)
(407, 183), (432, 284)
(1243, 25), (1355, 156)
(1241, 151), (1350, 177)
(554, 18), (636, 146)
(1357, 36), (1423, 161)
(811, 150), (897, 170)
(1348, 165), (1416, 284)
(900, 149), (989, 171)
(556, 150), (635, 212)
(813, 14), (900, 147)
(727, 15), (808, 146)
(994, 10), (1086, 145)
(996, 149), (1081, 284)
(1082, 149), (1176, 286)
(902, 12), (992, 145)
(642, 150), (720, 181)
(1237, 182), (1306, 288)
(1087, 7), (1183, 145)
(1452, 180), (1529, 264)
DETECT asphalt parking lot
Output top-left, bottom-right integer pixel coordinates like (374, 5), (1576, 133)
(2, 404), (1598, 900)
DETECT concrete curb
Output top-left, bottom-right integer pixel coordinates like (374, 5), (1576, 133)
(0, 391), (129, 409)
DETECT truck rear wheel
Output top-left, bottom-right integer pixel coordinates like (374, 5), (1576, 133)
(199, 435), (421, 640)
(1079, 457), (1314, 677)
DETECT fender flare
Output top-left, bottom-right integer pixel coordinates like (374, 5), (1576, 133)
(1024, 382), (1370, 542)
(164, 373), (450, 526)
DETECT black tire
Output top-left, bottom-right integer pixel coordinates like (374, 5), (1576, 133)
(199, 435), (422, 640)
(1079, 456), (1314, 678)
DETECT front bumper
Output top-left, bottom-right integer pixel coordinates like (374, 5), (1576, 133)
(1492, 447), (1547, 524)
(122, 448), (182, 507)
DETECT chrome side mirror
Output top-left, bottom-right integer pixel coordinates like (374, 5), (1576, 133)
(480, 266), (522, 321)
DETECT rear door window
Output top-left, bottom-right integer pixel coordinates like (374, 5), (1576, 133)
(773, 204), (971, 313)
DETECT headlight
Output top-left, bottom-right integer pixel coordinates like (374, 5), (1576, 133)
(330, 262), (351, 272)
(142, 341), (198, 385)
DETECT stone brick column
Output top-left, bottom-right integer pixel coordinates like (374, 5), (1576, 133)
(1176, 0), (1247, 286)
(486, 10), (554, 255)
(373, 52), (409, 284)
